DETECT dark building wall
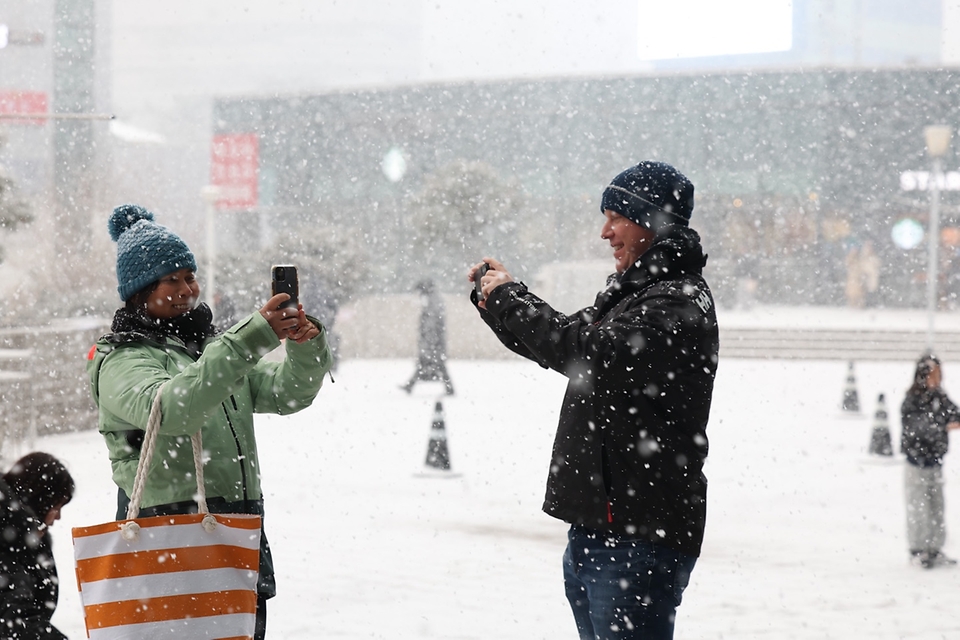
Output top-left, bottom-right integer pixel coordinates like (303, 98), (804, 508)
(213, 68), (960, 308)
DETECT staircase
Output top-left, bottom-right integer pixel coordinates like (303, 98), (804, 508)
(719, 327), (960, 361)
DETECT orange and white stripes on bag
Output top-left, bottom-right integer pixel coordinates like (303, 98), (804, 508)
(72, 512), (261, 639)
(73, 384), (262, 639)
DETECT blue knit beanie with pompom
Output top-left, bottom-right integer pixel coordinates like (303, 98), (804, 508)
(109, 204), (197, 301)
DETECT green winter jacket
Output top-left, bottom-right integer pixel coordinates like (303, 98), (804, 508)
(87, 311), (333, 510)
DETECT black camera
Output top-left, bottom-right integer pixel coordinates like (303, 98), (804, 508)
(474, 263), (490, 301)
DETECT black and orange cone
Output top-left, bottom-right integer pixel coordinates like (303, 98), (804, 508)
(842, 361), (860, 413)
(868, 393), (893, 456)
(424, 401), (451, 471)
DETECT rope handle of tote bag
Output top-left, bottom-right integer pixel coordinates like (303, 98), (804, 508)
(122, 383), (215, 538)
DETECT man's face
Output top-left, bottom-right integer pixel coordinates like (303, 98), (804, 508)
(601, 209), (656, 273)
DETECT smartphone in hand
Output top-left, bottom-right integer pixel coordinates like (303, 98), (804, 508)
(271, 265), (299, 310)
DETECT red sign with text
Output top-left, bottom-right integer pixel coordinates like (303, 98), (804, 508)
(211, 133), (259, 210)
(0, 91), (48, 125)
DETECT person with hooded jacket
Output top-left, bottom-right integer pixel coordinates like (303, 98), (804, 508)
(469, 161), (718, 640)
(901, 353), (960, 569)
(87, 204), (333, 639)
(0, 452), (75, 639)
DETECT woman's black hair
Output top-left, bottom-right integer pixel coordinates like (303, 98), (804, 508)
(125, 280), (160, 313)
(3, 452), (75, 522)
(909, 351), (942, 395)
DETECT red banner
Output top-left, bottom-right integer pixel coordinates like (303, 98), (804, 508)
(210, 133), (259, 210)
(0, 91), (48, 125)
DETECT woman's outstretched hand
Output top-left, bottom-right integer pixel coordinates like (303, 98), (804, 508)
(260, 294), (319, 343)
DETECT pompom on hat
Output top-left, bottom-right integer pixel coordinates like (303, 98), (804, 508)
(109, 204), (197, 301)
(600, 161), (694, 231)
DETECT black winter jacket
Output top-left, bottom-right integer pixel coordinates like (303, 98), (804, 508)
(0, 478), (67, 640)
(476, 225), (718, 557)
(901, 387), (960, 467)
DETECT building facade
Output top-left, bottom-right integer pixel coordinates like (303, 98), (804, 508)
(212, 67), (960, 309)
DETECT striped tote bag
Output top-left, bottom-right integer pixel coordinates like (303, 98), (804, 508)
(72, 385), (262, 639)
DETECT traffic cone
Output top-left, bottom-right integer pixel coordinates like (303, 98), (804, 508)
(424, 401), (451, 471)
(868, 393), (894, 456)
(842, 361), (860, 413)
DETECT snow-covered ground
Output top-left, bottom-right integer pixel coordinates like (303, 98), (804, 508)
(33, 355), (960, 639)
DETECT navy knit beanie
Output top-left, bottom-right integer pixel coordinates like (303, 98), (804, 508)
(109, 204), (197, 301)
(600, 161), (694, 231)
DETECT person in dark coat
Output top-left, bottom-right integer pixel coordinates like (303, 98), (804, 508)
(0, 452), (75, 639)
(901, 353), (960, 568)
(469, 161), (718, 640)
(402, 279), (454, 395)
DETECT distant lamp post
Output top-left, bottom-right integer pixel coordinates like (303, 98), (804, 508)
(381, 147), (407, 183)
(201, 185), (221, 314)
(924, 124), (952, 351)
(382, 147), (408, 273)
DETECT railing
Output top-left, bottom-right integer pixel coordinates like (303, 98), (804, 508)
(0, 348), (34, 456)
(0, 319), (108, 458)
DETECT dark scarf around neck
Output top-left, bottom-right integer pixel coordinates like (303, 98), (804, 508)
(111, 303), (217, 358)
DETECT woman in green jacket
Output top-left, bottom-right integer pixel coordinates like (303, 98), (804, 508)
(88, 204), (333, 639)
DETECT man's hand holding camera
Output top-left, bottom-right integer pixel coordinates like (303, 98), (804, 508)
(468, 258), (514, 309)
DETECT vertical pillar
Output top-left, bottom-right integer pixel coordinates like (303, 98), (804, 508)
(52, 0), (96, 266)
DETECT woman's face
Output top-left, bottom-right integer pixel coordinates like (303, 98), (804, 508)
(44, 501), (66, 527)
(927, 364), (943, 389)
(145, 268), (200, 319)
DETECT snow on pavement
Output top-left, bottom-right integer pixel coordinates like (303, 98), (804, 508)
(37, 357), (960, 638)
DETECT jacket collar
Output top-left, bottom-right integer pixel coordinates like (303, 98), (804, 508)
(586, 225), (707, 321)
(618, 224), (707, 288)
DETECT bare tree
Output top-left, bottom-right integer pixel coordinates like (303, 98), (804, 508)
(406, 159), (524, 288)
(217, 221), (373, 316)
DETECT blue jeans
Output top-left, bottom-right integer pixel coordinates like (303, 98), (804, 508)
(563, 524), (697, 640)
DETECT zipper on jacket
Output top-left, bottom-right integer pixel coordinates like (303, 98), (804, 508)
(601, 442), (614, 524)
(222, 402), (248, 503)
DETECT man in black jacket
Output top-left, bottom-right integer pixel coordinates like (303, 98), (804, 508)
(470, 161), (718, 639)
